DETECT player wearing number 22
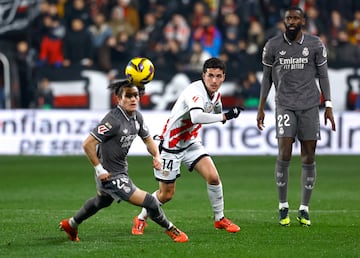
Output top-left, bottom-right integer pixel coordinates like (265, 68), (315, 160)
(59, 80), (188, 242)
(132, 57), (242, 235)
(256, 6), (336, 227)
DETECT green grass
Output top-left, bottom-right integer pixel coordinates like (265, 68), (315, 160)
(1, 155), (359, 258)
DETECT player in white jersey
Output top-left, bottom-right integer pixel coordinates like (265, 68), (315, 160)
(256, 6), (336, 227)
(132, 57), (243, 235)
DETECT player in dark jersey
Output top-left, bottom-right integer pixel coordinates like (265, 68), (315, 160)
(59, 80), (188, 242)
(256, 6), (336, 227)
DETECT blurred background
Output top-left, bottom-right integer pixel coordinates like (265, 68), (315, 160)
(0, 0), (359, 155)
(0, 0), (360, 111)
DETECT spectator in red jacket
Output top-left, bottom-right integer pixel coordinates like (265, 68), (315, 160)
(37, 15), (65, 68)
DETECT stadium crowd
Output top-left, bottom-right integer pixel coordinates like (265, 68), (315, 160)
(1, 0), (360, 110)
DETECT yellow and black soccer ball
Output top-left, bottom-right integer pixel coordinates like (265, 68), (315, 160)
(125, 57), (155, 86)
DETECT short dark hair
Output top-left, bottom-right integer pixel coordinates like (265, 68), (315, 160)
(203, 57), (226, 74)
(108, 79), (133, 96)
(286, 6), (304, 17)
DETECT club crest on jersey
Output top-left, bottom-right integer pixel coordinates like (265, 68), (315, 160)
(204, 102), (213, 113)
(161, 170), (170, 177)
(135, 121), (140, 131)
(97, 124), (110, 134)
(279, 127), (284, 135)
(302, 47), (309, 56)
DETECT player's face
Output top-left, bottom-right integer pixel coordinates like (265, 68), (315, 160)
(118, 86), (140, 114)
(202, 68), (225, 95)
(284, 9), (304, 41)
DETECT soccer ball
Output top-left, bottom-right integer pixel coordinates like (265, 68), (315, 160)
(125, 57), (155, 86)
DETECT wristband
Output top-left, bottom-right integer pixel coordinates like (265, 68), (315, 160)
(94, 164), (108, 177)
(325, 100), (333, 108)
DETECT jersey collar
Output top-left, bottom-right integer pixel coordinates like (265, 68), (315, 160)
(283, 32), (304, 45)
(117, 105), (136, 121)
(201, 79), (215, 99)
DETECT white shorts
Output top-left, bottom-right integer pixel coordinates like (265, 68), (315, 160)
(154, 142), (209, 182)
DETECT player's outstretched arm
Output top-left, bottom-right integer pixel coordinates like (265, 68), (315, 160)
(190, 107), (243, 125)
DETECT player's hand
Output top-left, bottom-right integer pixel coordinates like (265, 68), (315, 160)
(224, 106), (244, 120)
(94, 164), (111, 181)
(98, 173), (111, 182)
(152, 156), (162, 170)
(257, 109), (265, 131)
(324, 107), (336, 131)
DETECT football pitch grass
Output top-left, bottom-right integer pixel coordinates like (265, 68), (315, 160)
(1, 155), (359, 258)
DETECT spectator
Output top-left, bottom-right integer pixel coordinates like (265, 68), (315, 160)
(216, 0), (238, 33)
(102, 31), (136, 80)
(188, 1), (210, 32)
(87, 0), (112, 20)
(15, 41), (36, 108)
(347, 10), (360, 45)
(33, 77), (54, 109)
(133, 11), (163, 56)
(304, 5), (325, 36)
(150, 39), (187, 81)
(108, 6), (135, 37)
(236, 71), (261, 110)
(163, 13), (191, 51)
(220, 12), (247, 43)
(192, 14), (222, 57)
(326, 10), (348, 48)
(247, 17), (265, 55)
(110, 0), (140, 32)
(63, 18), (94, 68)
(182, 40), (211, 74)
(88, 12), (113, 69)
(37, 15), (66, 68)
(64, 0), (92, 29)
(334, 30), (360, 65)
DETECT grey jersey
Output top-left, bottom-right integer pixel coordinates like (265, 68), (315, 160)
(262, 33), (328, 110)
(90, 106), (150, 175)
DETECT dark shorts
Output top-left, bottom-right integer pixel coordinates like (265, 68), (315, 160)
(96, 174), (137, 202)
(275, 105), (320, 141)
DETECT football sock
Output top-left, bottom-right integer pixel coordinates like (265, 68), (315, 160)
(74, 195), (113, 224)
(142, 193), (170, 229)
(299, 205), (309, 212)
(301, 162), (316, 207)
(138, 190), (161, 220)
(69, 217), (78, 229)
(207, 183), (224, 221)
(275, 159), (290, 203)
(279, 202), (289, 210)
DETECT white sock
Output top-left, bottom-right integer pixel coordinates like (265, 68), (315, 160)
(279, 202), (289, 210)
(138, 191), (162, 220)
(207, 183), (224, 221)
(167, 222), (174, 230)
(69, 217), (78, 229)
(299, 205), (309, 212)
